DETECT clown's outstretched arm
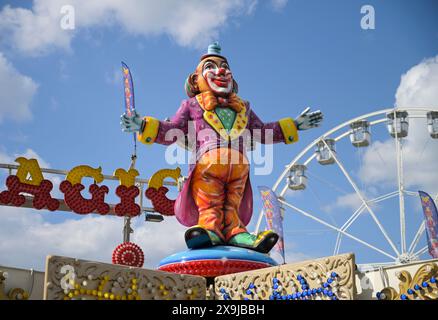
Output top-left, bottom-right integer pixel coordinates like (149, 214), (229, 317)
(120, 100), (191, 146)
(248, 104), (323, 144)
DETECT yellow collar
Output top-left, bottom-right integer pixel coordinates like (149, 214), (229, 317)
(196, 91), (245, 112)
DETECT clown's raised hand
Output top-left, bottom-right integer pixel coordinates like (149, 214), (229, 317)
(120, 110), (144, 133)
(294, 107), (323, 130)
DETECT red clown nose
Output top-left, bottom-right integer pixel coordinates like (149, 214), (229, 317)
(217, 68), (226, 76)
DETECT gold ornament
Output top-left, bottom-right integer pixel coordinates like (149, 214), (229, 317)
(380, 263), (438, 300)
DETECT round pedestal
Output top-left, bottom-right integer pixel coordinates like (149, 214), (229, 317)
(158, 246), (278, 277)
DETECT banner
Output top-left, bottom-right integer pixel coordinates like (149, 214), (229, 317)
(258, 186), (285, 263)
(419, 191), (438, 258)
(121, 62), (135, 117)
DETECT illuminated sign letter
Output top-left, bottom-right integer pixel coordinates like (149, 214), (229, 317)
(113, 168), (141, 217)
(0, 157), (59, 211)
(60, 165), (110, 214)
(145, 168), (180, 215)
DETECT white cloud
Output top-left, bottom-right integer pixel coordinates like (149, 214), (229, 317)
(0, 0), (258, 56)
(270, 0), (288, 11)
(0, 52), (38, 122)
(0, 205), (186, 271)
(0, 147), (13, 163)
(0, 146), (187, 271)
(0, 2), (72, 56)
(277, 250), (311, 264)
(395, 55), (438, 108)
(322, 56), (438, 217)
(264, 236), (312, 264)
(322, 192), (363, 214)
(358, 121), (438, 197)
(0, 147), (63, 198)
(18, 148), (51, 169)
(283, 242), (312, 264)
(358, 55), (438, 196)
(0, 147), (49, 168)
(105, 66), (121, 86)
(58, 60), (69, 81)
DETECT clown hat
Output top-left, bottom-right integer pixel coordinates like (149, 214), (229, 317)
(200, 41), (227, 61)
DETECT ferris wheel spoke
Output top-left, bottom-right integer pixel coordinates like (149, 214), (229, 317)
(408, 221), (425, 255)
(404, 190), (419, 196)
(283, 182), (395, 257)
(394, 123), (407, 254)
(306, 171), (351, 195)
(254, 208), (265, 234)
(279, 199), (397, 260)
(367, 191), (399, 204)
(321, 139), (401, 257)
(341, 205), (366, 231)
(334, 205), (367, 255)
(334, 233), (342, 255)
(413, 245), (429, 258)
(357, 261), (401, 272)
(280, 183), (288, 197)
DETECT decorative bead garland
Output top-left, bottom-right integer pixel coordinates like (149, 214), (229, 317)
(62, 274), (200, 300)
(219, 271), (341, 300)
(63, 276), (142, 300)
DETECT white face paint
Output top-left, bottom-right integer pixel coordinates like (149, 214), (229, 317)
(202, 60), (233, 95)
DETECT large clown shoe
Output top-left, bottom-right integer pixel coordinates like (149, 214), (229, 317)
(185, 225), (224, 249)
(185, 226), (279, 254)
(158, 246), (278, 278)
(228, 230), (279, 254)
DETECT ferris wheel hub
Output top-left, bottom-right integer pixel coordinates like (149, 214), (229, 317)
(396, 253), (418, 264)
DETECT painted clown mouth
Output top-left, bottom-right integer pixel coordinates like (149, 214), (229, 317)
(211, 77), (230, 87)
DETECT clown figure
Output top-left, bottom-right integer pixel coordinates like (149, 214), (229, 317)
(121, 42), (323, 253)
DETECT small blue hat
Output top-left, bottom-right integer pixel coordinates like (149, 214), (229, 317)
(200, 41), (227, 61)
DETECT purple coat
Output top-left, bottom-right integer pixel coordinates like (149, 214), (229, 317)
(139, 96), (298, 227)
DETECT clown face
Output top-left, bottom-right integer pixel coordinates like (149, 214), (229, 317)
(200, 57), (233, 96)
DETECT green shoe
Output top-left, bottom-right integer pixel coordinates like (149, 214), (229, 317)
(228, 231), (279, 254)
(185, 226), (224, 249)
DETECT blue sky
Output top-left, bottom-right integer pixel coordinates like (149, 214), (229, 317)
(0, 0), (437, 270)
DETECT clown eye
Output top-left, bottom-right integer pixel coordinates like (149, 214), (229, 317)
(203, 62), (216, 71)
(221, 63), (230, 70)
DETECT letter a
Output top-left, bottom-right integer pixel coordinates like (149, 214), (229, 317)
(361, 5), (375, 30)
(15, 157), (44, 186)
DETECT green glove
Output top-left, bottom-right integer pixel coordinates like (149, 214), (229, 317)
(120, 110), (144, 133)
(294, 107), (323, 130)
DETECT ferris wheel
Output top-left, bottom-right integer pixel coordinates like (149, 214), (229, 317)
(255, 107), (438, 267)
